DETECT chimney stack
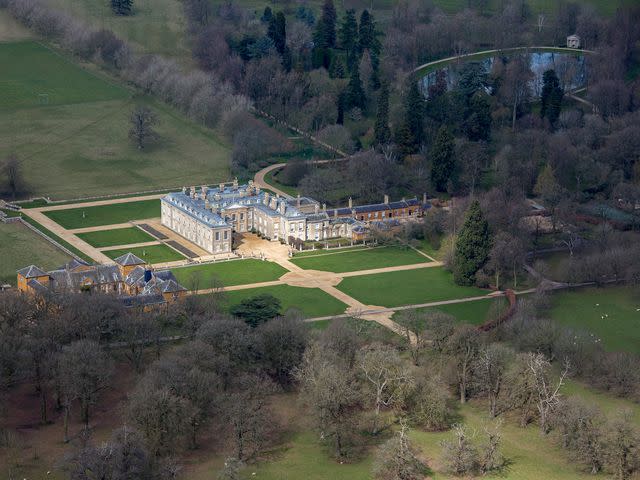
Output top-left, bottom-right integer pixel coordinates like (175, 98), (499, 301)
(264, 192), (270, 205)
(423, 192), (427, 204)
(384, 194), (389, 204)
(314, 204), (319, 214)
(348, 197), (353, 209)
(182, 186), (186, 195)
(280, 202), (286, 215)
(233, 177), (238, 189)
(297, 194), (301, 208)
(219, 182), (224, 192)
(190, 186), (196, 198)
(322, 203), (326, 212)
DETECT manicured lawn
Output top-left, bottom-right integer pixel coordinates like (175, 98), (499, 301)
(104, 244), (184, 264)
(0, 41), (231, 199)
(293, 246), (369, 258)
(337, 267), (487, 308)
(550, 286), (640, 354)
(0, 41), (126, 109)
(76, 226), (156, 248)
(44, 200), (160, 229)
(0, 222), (71, 285)
(394, 297), (499, 326)
(224, 285), (348, 318)
(173, 259), (288, 289)
(290, 246), (428, 273)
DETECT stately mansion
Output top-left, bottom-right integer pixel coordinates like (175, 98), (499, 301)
(161, 179), (426, 255)
(17, 253), (187, 308)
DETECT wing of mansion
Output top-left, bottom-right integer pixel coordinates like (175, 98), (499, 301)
(161, 179), (429, 254)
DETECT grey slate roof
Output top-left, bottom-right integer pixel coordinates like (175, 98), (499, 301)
(56, 258), (90, 271)
(113, 252), (146, 266)
(17, 265), (48, 278)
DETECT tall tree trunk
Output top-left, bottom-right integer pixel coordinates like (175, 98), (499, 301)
(40, 386), (48, 424)
(63, 403), (70, 443)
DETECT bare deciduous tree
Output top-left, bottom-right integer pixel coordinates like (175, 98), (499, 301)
(129, 105), (159, 150)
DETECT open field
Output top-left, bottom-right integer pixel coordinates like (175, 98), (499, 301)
(337, 267), (487, 308)
(75, 226), (156, 247)
(393, 297), (499, 326)
(45, 0), (190, 57)
(0, 222), (71, 285)
(550, 286), (640, 354)
(43, 199), (160, 229)
(223, 284), (348, 318)
(0, 41), (230, 199)
(104, 244), (184, 263)
(290, 246), (428, 272)
(173, 259), (288, 289)
(0, 41), (126, 109)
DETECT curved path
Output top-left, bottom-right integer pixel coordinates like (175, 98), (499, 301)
(412, 46), (595, 75)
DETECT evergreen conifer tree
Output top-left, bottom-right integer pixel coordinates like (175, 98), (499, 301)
(111, 0), (133, 16)
(431, 126), (456, 191)
(268, 12), (287, 55)
(374, 83), (391, 146)
(345, 68), (366, 110)
(403, 79), (425, 149)
(314, 0), (337, 48)
(540, 69), (563, 126)
(453, 200), (491, 286)
(339, 9), (358, 53)
(358, 10), (380, 54)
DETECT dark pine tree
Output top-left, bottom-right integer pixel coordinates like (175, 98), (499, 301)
(540, 69), (563, 127)
(395, 123), (416, 158)
(261, 6), (273, 23)
(268, 11), (287, 55)
(453, 200), (491, 286)
(111, 0), (132, 16)
(345, 67), (366, 110)
(374, 83), (391, 146)
(329, 57), (346, 78)
(403, 78), (425, 150)
(430, 126), (455, 192)
(314, 0), (337, 48)
(339, 9), (358, 63)
(358, 10), (380, 55)
(463, 94), (492, 142)
(336, 92), (345, 124)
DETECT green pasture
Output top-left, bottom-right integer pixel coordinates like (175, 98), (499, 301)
(173, 259), (288, 290)
(224, 284), (348, 318)
(0, 222), (71, 286)
(0, 41), (126, 110)
(393, 297), (499, 326)
(43, 200), (160, 229)
(44, 0), (190, 57)
(550, 286), (640, 354)
(290, 246), (428, 273)
(76, 226), (156, 247)
(337, 267), (487, 308)
(0, 41), (231, 199)
(104, 244), (184, 264)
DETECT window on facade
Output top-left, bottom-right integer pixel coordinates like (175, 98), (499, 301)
(240, 213), (244, 220)
(232, 214), (236, 221)
(215, 232), (220, 241)
(224, 231), (228, 240)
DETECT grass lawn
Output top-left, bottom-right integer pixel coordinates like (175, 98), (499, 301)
(76, 226), (156, 247)
(224, 285), (348, 318)
(0, 41), (126, 110)
(0, 222), (71, 285)
(290, 246), (428, 273)
(0, 41), (230, 199)
(337, 267), (487, 308)
(293, 245), (369, 258)
(393, 297), (499, 326)
(104, 244), (184, 264)
(264, 167), (300, 197)
(550, 286), (640, 354)
(44, 199), (160, 229)
(172, 259), (288, 289)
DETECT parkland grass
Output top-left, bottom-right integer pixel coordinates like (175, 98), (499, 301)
(393, 297), (499, 326)
(173, 259), (288, 289)
(290, 246), (428, 273)
(550, 286), (640, 354)
(223, 284), (348, 318)
(43, 200), (160, 229)
(104, 244), (184, 264)
(0, 41), (231, 199)
(76, 226), (156, 247)
(337, 267), (487, 308)
(0, 222), (71, 286)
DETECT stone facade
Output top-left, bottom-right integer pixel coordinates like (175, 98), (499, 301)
(161, 180), (428, 252)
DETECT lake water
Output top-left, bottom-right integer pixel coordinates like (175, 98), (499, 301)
(420, 51), (587, 99)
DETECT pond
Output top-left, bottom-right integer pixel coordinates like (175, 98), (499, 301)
(419, 49), (588, 99)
